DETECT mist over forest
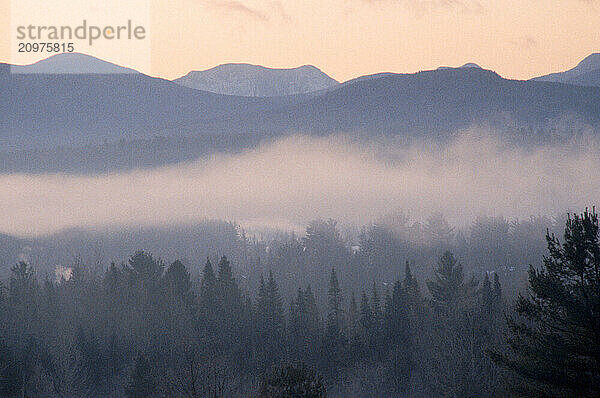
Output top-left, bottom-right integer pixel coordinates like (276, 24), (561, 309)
(1, 131), (598, 237)
(2, 52), (600, 397)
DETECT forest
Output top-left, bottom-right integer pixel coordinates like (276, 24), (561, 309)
(1, 209), (599, 397)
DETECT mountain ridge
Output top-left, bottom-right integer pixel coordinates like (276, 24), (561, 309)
(2, 54), (600, 162)
(10, 53), (139, 74)
(532, 53), (600, 87)
(174, 62), (339, 97)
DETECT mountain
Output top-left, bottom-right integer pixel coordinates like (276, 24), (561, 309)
(0, 54), (291, 149)
(437, 62), (483, 70)
(532, 53), (600, 87)
(10, 53), (139, 74)
(564, 69), (600, 87)
(460, 63), (482, 69)
(239, 67), (600, 138)
(174, 63), (339, 97)
(2, 65), (600, 173)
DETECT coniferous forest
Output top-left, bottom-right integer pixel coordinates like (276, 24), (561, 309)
(1, 210), (600, 397)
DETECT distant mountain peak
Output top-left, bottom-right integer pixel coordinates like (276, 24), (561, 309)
(531, 52), (600, 87)
(437, 62), (484, 71)
(10, 53), (138, 74)
(574, 53), (600, 73)
(174, 63), (338, 97)
(460, 62), (482, 69)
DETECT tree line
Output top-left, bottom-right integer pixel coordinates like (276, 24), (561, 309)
(1, 210), (599, 397)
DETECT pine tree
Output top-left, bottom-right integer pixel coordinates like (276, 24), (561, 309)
(492, 210), (600, 396)
(125, 251), (163, 285)
(74, 328), (106, 394)
(289, 296), (299, 350)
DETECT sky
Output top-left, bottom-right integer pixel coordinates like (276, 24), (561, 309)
(0, 0), (599, 82)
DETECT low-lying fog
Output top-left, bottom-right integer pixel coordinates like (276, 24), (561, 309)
(2, 130), (598, 237)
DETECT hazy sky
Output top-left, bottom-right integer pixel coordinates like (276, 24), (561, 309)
(1, 0), (598, 81)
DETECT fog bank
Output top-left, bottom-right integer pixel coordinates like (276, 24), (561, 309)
(1, 132), (598, 237)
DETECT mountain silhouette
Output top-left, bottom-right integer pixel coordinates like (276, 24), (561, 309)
(10, 53), (139, 74)
(2, 55), (600, 167)
(0, 54), (283, 149)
